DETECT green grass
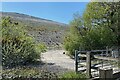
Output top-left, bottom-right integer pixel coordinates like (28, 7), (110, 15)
(60, 71), (87, 80)
(2, 67), (58, 79)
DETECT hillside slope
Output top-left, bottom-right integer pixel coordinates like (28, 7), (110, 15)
(0, 12), (69, 48)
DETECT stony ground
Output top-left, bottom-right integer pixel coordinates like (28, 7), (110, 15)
(41, 50), (75, 75)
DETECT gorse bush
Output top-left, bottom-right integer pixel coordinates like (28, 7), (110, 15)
(1, 17), (46, 68)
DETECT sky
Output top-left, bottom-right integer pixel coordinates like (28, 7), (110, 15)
(1, 2), (88, 24)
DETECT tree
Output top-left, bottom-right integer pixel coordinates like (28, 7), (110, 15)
(83, 2), (120, 47)
(64, 13), (86, 55)
(64, 2), (120, 55)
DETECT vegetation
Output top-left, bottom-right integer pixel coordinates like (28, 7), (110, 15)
(35, 43), (47, 53)
(64, 2), (120, 56)
(60, 71), (86, 80)
(2, 69), (87, 80)
(1, 1), (120, 79)
(2, 67), (58, 79)
(1, 17), (46, 68)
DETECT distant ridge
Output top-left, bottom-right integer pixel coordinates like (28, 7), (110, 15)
(0, 12), (69, 48)
(0, 12), (68, 26)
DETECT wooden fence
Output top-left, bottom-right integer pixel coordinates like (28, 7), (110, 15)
(75, 49), (120, 79)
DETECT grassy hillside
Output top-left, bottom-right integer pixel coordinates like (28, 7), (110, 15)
(0, 12), (69, 48)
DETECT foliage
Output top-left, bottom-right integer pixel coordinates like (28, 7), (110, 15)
(2, 67), (58, 79)
(1, 17), (46, 68)
(63, 14), (83, 55)
(60, 71), (86, 80)
(64, 2), (119, 55)
(83, 2), (120, 46)
(35, 43), (47, 53)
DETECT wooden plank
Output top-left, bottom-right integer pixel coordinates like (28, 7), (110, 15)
(78, 54), (118, 61)
(78, 62), (86, 66)
(77, 50), (109, 53)
(78, 54), (86, 57)
(94, 55), (118, 61)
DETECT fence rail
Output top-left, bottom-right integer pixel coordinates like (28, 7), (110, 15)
(75, 49), (120, 79)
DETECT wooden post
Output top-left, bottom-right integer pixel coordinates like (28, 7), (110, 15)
(106, 46), (108, 57)
(75, 50), (78, 73)
(99, 68), (113, 80)
(118, 48), (120, 68)
(0, 42), (2, 79)
(86, 51), (91, 78)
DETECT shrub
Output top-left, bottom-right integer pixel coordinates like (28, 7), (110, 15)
(1, 17), (44, 68)
(35, 43), (47, 53)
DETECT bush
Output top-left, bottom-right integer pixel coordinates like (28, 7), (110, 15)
(60, 71), (86, 80)
(64, 34), (82, 56)
(1, 17), (44, 68)
(35, 43), (47, 53)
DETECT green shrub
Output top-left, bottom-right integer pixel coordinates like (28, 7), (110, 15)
(35, 43), (47, 53)
(60, 71), (86, 80)
(1, 17), (44, 68)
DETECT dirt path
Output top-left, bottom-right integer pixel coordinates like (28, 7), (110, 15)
(41, 50), (75, 74)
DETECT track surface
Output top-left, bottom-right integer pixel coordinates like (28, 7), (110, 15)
(41, 50), (75, 73)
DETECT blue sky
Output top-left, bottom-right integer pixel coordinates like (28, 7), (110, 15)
(1, 2), (88, 24)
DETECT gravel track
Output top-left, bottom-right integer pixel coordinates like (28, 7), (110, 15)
(41, 50), (75, 74)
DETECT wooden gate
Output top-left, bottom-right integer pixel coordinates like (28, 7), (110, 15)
(75, 49), (120, 78)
